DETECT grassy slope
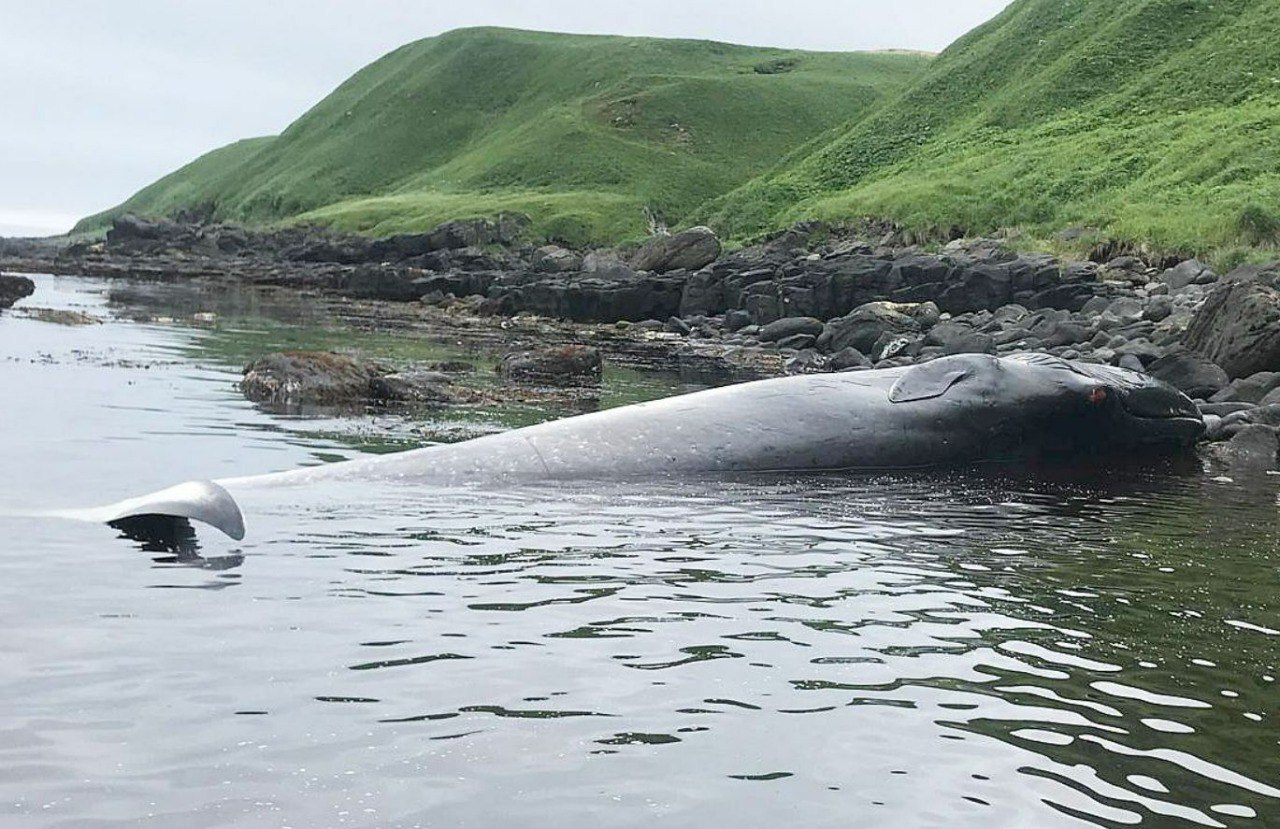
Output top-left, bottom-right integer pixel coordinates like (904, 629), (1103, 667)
(78, 28), (925, 244)
(706, 0), (1280, 256)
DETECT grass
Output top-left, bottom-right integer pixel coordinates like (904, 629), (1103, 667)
(705, 0), (1280, 258)
(76, 27), (925, 245)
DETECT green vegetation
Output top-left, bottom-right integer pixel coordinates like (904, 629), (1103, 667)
(77, 28), (925, 244)
(706, 0), (1280, 257)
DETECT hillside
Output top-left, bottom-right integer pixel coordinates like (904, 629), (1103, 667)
(707, 0), (1280, 257)
(78, 28), (926, 244)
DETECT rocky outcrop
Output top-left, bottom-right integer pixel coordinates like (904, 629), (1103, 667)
(1184, 277), (1280, 379)
(499, 346), (602, 386)
(240, 351), (470, 407)
(0, 274), (35, 309)
(632, 227), (721, 273)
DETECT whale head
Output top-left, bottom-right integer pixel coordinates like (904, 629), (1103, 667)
(890, 353), (1204, 456)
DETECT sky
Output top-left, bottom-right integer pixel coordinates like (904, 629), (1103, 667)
(0, 1), (1013, 237)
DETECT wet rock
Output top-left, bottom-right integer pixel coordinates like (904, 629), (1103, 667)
(241, 352), (382, 405)
(759, 316), (824, 343)
(1112, 338), (1165, 368)
(17, 307), (102, 326)
(1184, 279), (1280, 378)
(1147, 352), (1230, 400)
(0, 275), (36, 309)
(530, 245), (583, 273)
(817, 302), (921, 355)
(775, 333), (817, 351)
(723, 309), (752, 332)
(499, 345), (602, 386)
(665, 316), (692, 336)
(369, 371), (467, 405)
(1198, 401), (1255, 417)
(632, 226), (721, 274)
(828, 347), (871, 371)
(339, 266), (422, 301)
(924, 321), (996, 355)
(1209, 371), (1280, 404)
(1206, 424), (1279, 472)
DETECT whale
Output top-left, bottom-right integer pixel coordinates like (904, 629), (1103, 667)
(81, 352), (1205, 544)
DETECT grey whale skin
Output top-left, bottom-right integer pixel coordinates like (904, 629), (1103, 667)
(96, 353), (1206, 541)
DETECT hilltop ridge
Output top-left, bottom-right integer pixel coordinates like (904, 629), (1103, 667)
(78, 27), (925, 244)
(706, 0), (1280, 257)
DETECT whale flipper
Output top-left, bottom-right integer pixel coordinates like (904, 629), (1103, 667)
(89, 480), (246, 541)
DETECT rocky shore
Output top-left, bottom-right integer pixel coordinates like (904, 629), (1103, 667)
(6, 215), (1280, 469)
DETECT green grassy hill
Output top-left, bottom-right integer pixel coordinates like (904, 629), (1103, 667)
(78, 28), (926, 244)
(707, 0), (1280, 258)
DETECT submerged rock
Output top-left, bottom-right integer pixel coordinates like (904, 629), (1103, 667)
(241, 352), (382, 405)
(500, 345), (603, 386)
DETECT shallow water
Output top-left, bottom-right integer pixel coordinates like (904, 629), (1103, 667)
(1, 275), (1277, 828)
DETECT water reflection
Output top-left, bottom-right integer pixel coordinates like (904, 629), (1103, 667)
(3, 276), (1278, 828)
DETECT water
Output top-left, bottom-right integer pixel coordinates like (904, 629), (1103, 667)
(1, 275), (1277, 828)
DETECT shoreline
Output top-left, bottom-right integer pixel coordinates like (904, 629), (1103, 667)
(6, 216), (1280, 470)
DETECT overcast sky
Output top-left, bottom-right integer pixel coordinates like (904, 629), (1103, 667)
(0, 1), (1013, 237)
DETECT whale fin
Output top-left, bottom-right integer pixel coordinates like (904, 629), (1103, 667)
(84, 480), (246, 541)
(889, 362), (971, 403)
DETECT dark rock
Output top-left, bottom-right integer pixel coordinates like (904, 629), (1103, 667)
(759, 316), (824, 343)
(784, 349), (827, 375)
(665, 316), (692, 335)
(1025, 283), (1100, 312)
(1198, 402), (1255, 417)
(491, 274), (684, 323)
(1159, 259), (1215, 291)
(1207, 424), (1279, 472)
(828, 347), (871, 371)
(500, 346), (602, 386)
(632, 227), (721, 273)
(924, 321), (996, 355)
(936, 263), (1011, 314)
(1117, 354), (1146, 372)
(530, 245), (583, 273)
(0, 274), (35, 309)
(241, 352), (382, 405)
(775, 333), (818, 351)
(1185, 280), (1280, 378)
(1209, 371), (1280, 404)
(369, 371), (464, 405)
(339, 266), (422, 301)
(723, 309), (752, 332)
(817, 302), (921, 355)
(1112, 338), (1165, 368)
(1147, 352), (1230, 400)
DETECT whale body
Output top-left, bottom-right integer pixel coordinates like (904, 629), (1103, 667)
(87, 353), (1205, 543)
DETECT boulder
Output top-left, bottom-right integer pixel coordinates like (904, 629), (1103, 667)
(530, 245), (583, 273)
(0, 274), (35, 309)
(1206, 424), (1279, 472)
(1159, 259), (1216, 291)
(924, 321), (996, 355)
(369, 371), (463, 405)
(1209, 371), (1280, 404)
(499, 346), (602, 386)
(240, 352), (382, 406)
(759, 316), (824, 343)
(817, 302), (921, 355)
(632, 227), (721, 273)
(1147, 352), (1230, 400)
(1184, 279), (1280, 378)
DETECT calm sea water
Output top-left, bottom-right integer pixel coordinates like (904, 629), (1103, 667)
(1, 275), (1277, 828)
